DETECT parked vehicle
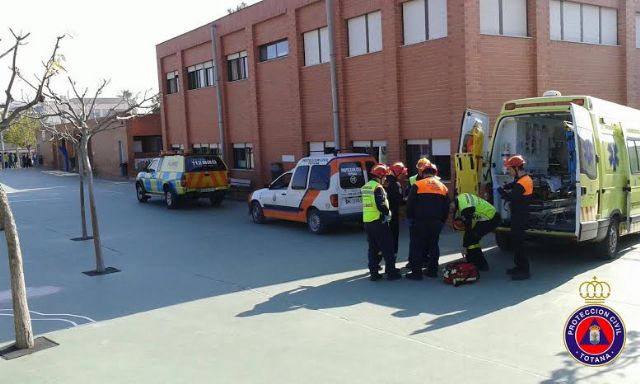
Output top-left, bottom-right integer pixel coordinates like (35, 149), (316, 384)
(456, 91), (640, 259)
(249, 153), (377, 233)
(136, 153), (229, 209)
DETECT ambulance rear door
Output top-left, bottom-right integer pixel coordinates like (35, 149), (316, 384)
(456, 109), (490, 196)
(571, 104), (600, 241)
(337, 160), (367, 216)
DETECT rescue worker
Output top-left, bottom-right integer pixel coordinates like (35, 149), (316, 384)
(386, 162), (407, 257)
(408, 157), (429, 186)
(361, 164), (401, 281)
(498, 155), (533, 281)
(405, 161), (450, 280)
(452, 192), (500, 271)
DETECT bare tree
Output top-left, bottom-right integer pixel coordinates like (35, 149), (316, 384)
(0, 30), (64, 351)
(227, 1), (248, 14)
(39, 78), (155, 274)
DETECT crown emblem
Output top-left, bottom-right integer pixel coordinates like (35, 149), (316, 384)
(579, 276), (611, 304)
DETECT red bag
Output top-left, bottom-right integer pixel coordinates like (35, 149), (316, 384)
(442, 262), (479, 287)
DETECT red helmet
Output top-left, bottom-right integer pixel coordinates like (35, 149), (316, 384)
(416, 158), (430, 170)
(389, 162), (407, 176)
(452, 218), (465, 231)
(504, 155), (526, 168)
(370, 164), (389, 178)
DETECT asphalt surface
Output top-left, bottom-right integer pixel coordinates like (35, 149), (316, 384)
(0, 168), (638, 383)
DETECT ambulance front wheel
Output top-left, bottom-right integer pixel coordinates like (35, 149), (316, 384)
(136, 183), (148, 203)
(307, 208), (327, 234)
(596, 217), (619, 260)
(165, 188), (179, 210)
(495, 232), (513, 252)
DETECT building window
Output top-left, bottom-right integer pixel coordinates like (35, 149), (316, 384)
(406, 139), (451, 181)
(227, 51), (248, 82)
(187, 61), (215, 90)
(303, 27), (330, 66)
(166, 71), (179, 94)
(636, 14), (640, 48)
(133, 136), (163, 153)
(233, 143), (254, 169)
(402, 0), (447, 45)
(352, 140), (387, 163)
(550, 1), (617, 45)
(480, 0), (527, 37)
(259, 39), (289, 62)
(192, 143), (220, 155)
(308, 141), (335, 155)
(348, 11), (382, 57)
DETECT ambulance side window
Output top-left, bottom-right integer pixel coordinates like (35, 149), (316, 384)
(340, 162), (365, 189)
(577, 126), (597, 180)
(309, 165), (330, 190)
(291, 166), (310, 190)
(270, 173), (292, 190)
(148, 159), (160, 173)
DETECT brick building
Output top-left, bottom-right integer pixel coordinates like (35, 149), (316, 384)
(156, 0), (640, 186)
(39, 113), (162, 179)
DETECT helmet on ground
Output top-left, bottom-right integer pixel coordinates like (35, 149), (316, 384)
(370, 164), (389, 178)
(452, 218), (465, 231)
(416, 158), (430, 170)
(390, 162), (407, 176)
(504, 155), (526, 168)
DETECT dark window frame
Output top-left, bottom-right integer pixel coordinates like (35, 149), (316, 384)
(405, 140), (452, 181)
(259, 39), (289, 62)
(232, 144), (254, 169)
(227, 52), (249, 82)
(166, 71), (179, 94)
(309, 165), (331, 190)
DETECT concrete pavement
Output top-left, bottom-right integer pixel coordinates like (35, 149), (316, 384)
(0, 168), (638, 383)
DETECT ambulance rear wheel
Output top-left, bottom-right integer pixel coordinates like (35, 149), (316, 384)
(136, 183), (148, 203)
(596, 217), (619, 260)
(495, 232), (513, 252)
(307, 208), (326, 234)
(251, 201), (266, 224)
(165, 189), (179, 210)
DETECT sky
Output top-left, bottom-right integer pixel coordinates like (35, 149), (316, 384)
(0, 0), (261, 100)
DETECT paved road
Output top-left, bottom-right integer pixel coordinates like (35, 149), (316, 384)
(0, 169), (638, 383)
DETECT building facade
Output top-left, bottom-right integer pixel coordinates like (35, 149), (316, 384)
(157, 0), (640, 186)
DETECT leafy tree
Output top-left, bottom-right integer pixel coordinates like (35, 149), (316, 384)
(4, 115), (38, 150)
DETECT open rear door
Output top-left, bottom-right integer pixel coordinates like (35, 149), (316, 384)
(570, 104), (599, 241)
(455, 109), (490, 196)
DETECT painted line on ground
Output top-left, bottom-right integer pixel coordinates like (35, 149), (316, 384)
(8, 198), (64, 203)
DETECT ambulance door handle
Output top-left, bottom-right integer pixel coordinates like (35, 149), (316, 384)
(581, 187), (587, 195)
(280, 192), (287, 196)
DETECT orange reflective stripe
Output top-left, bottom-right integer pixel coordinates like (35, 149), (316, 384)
(517, 175), (533, 196)
(415, 177), (448, 196)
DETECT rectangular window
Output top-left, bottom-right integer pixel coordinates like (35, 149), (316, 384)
(550, 1), (617, 45)
(233, 143), (254, 169)
(259, 39), (289, 62)
(348, 11), (382, 57)
(406, 138), (451, 181)
(192, 143), (219, 155)
(309, 165), (330, 190)
(628, 140), (640, 173)
(227, 51), (248, 81)
(636, 15), (640, 48)
(303, 27), (329, 66)
(352, 140), (387, 163)
(480, 0), (527, 37)
(308, 141), (335, 155)
(134, 136), (163, 153)
(339, 162), (366, 189)
(291, 165), (310, 190)
(187, 62), (214, 90)
(166, 71), (179, 94)
(402, 0), (448, 45)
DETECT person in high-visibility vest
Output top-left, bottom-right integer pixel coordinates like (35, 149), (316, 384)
(386, 162), (407, 257)
(405, 162), (450, 280)
(361, 164), (401, 281)
(498, 155), (533, 281)
(453, 192), (500, 271)
(408, 157), (430, 187)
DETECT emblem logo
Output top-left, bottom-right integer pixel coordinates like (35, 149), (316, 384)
(350, 175), (357, 185)
(564, 277), (626, 366)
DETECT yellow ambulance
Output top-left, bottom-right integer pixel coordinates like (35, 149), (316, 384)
(456, 91), (640, 259)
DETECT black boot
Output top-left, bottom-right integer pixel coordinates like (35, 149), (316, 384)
(386, 269), (402, 281)
(405, 271), (423, 281)
(370, 272), (383, 281)
(511, 271), (531, 281)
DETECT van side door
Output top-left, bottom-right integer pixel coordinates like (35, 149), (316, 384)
(624, 136), (640, 229)
(571, 104), (600, 241)
(337, 161), (367, 216)
(595, 119), (626, 232)
(285, 165), (310, 213)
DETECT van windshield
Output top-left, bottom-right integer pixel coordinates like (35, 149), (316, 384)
(186, 156), (226, 172)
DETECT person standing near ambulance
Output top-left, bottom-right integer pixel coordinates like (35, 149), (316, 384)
(386, 162), (407, 257)
(405, 162), (450, 280)
(361, 164), (401, 281)
(498, 155), (533, 281)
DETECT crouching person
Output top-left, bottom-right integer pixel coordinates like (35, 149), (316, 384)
(453, 193), (500, 271)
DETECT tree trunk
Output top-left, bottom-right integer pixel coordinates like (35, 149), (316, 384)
(76, 145), (88, 239)
(81, 140), (105, 273)
(0, 186), (34, 349)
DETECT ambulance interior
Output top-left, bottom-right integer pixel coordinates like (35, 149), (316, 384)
(491, 112), (577, 232)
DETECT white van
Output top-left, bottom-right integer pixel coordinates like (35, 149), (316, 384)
(249, 153), (377, 233)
